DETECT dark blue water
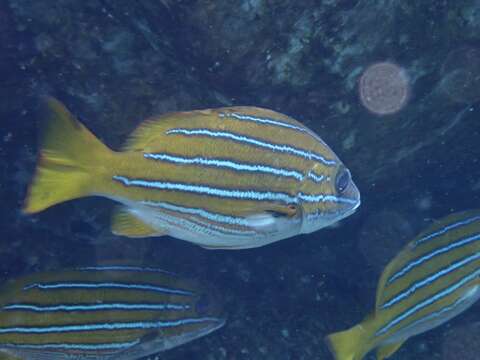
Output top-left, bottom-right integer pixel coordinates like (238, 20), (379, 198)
(1, 1), (480, 359)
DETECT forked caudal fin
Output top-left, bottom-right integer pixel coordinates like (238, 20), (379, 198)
(23, 97), (112, 214)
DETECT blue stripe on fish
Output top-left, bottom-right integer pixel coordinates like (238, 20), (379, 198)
(413, 214), (480, 247)
(114, 175), (296, 202)
(376, 267), (480, 336)
(219, 112), (308, 133)
(297, 192), (357, 205)
(3, 303), (190, 312)
(386, 234), (480, 285)
(388, 295), (473, 337)
(307, 171), (328, 183)
(165, 128), (337, 166)
(114, 176), (349, 205)
(1, 340), (139, 351)
(23, 282), (194, 296)
(382, 252), (480, 309)
(0, 317), (220, 334)
(143, 152), (305, 181)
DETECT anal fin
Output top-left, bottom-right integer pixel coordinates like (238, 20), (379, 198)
(111, 207), (167, 238)
(376, 340), (404, 360)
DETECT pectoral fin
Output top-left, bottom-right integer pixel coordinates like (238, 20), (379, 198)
(244, 203), (299, 230)
(111, 207), (167, 238)
(376, 340), (405, 360)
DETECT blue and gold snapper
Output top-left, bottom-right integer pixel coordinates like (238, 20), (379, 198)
(326, 209), (480, 360)
(24, 98), (360, 249)
(0, 265), (224, 360)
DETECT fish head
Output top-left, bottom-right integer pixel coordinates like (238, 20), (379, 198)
(298, 161), (360, 234)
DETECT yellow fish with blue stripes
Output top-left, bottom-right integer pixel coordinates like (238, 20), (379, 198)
(326, 209), (480, 360)
(0, 265), (224, 360)
(24, 98), (360, 249)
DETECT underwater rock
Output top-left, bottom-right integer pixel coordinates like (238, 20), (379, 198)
(439, 47), (480, 104)
(2, 1), (480, 358)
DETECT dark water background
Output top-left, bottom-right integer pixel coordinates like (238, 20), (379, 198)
(1, 1), (480, 359)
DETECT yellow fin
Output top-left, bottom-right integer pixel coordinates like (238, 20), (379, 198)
(122, 118), (164, 151)
(376, 341), (404, 360)
(122, 111), (190, 151)
(23, 97), (112, 214)
(325, 323), (370, 360)
(122, 109), (218, 151)
(111, 207), (167, 238)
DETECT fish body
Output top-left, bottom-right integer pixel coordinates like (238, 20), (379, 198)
(0, 265), (224, 360)
(24, 98), (360, 249)
(326, 210), (480, 360)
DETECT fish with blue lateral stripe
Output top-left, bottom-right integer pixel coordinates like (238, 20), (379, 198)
(0, 265), (225, 359)
(23, 98), (360, 249)
(325, 209), (480, 360)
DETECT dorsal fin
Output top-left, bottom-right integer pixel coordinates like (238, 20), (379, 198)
(123, 118), (165, 152)
(121, 106), (307, 152)
(122, 109), (214, 152)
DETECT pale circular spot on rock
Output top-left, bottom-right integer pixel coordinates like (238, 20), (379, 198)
(359, 62), (410, 115)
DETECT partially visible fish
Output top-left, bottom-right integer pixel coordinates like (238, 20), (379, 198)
(326, 209), (480, 360)
(0, 265), (224, 360)
(23, 98), (360, 249)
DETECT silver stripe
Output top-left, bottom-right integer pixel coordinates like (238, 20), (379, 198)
(376, 268), (480, 336)
(387, 234), (480, 285)
(151, 207), (256, 238)
(23, 282), (194, 296)
(143, 152), (305, 181)
(1, 340), (139, 351)
(219, 111), (326, 144)
(414, 214), (480, 247)
(382, 252), (480, 309)
(165, 128), (336, 166)
(114, 176), (354, 205)
(142, 200), (251, 227)
(0, 317), (220, 334)
(3, 303), (190, 312)
(219, 112), (307, 132)
(114, 175), (294, 202)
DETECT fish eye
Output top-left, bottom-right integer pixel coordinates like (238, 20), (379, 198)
(335, 167), (351, 194)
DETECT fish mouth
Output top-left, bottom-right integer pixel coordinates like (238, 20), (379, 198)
(347, 193), (361, 214)
(341, 180), (361, 216)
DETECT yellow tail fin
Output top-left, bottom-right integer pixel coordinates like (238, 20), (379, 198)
(325, 323), (370, 360)
(23, 97), (112, 214)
